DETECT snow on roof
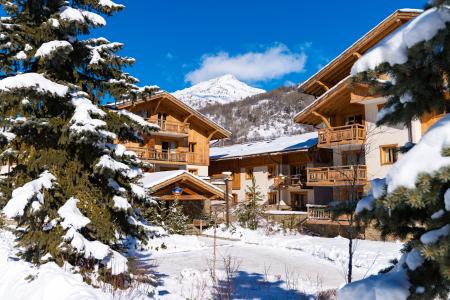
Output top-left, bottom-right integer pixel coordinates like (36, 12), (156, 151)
(351, 7), (450, 75)
(210, 132), (318, 160)
(140, 170), (225, 194)
(0, 73), (68, 97)
(298, 8), (423, 91)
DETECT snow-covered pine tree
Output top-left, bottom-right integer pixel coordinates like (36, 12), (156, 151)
(340, 2), (450, 299)
(0, 0), (160, 285)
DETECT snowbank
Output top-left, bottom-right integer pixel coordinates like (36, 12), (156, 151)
(0, 230), (114, 300)
(338, 254), (411, 300)
(145, 234), (205, 253)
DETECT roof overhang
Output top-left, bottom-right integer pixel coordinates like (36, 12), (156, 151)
(297, 9), (421, 97)
(146, 171), (227, 200)
(112, 92), (231, 140)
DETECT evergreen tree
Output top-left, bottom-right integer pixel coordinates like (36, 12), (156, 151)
(348, 2), (450, 298)
(0, 0), (159, 285)
(236, 177), (264, 230)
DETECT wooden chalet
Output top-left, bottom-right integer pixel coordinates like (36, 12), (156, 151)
(113, 91), (231, 177)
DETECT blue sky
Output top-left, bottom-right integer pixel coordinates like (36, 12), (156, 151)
(96, 0), (426, 92)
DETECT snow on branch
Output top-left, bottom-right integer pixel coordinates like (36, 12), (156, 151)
(0, 73), (69, 97)
(385, 114), (450, 193)
(98, 0), (125, 9)
(95, 154), (130, 176)
(58, 197), (129, 275)
(58, 197), (90, 230)
(35, 40), (73, 58)
(3, 171), (56, 218)
(59, 6), (106, 27)
(355, 178), (386, 214)
(69, 91), (107, 136)
(112, 195), (131, 210)
(352, 6), (450, 75)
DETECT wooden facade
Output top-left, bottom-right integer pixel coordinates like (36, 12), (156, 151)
(115, 92), (231, 172)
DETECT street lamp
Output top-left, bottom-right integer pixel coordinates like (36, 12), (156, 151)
(277, 173), (286, 210)
(222, 171), (232, 227)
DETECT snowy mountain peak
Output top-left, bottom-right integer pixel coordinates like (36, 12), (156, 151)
(172, 74), (265, 109)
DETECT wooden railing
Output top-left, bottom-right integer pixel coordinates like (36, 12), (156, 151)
(126, 147), (208, 165)
(148, 118), (190, 135)
(273, 174), (306, 187)
(307, 165), (367, 186)
(307, 204), (331, 220)
(318, 124), (366, 148)
(127, 147), (188, 163)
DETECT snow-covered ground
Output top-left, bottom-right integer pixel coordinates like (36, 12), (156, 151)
(0, 224), (403, 299)
(148, 225), (403, 299)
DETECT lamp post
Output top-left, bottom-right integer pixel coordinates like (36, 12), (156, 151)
(277, 173), (286, 210)
(222, 171), (232, 227)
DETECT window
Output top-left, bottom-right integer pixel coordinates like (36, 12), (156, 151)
(291, 193), (307, 211)
(245, 168), (253, 180)
(345, 114), (363, 125)
(157, 113), (167, 127)
(189, 142), (196, 153)
(188, 169), (198, 175)
(380, 145), (398, 165)
(231, 172), (240, 189)
(267, 165), (275, 178)
(267, 192), (277, 205)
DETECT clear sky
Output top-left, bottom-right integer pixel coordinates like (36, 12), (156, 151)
(96, 0), (426, 92)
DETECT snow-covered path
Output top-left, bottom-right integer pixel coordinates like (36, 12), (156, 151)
(151, 234), (402, 299)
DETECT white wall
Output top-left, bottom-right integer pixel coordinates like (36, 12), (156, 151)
(364, 98), (412, 180)
(234, 165), (275, 203)
(186, 164), (209, 177)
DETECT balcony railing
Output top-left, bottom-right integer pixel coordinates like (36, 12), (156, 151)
(273, 174), (306, 188)
(307, 204), (331, 220)
(307, 165), (367, 186)
(126, 147), (208, 165)
(318, 124), (366, 148)
(127, 147), (187, 163)
(148, 118), (190, 135)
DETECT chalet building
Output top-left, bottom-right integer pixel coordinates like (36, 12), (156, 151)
(293, 9), (444, 220)
(114, 91), (231, 177)
(209, 133), (332, 210)
(110, 91), (231, 219)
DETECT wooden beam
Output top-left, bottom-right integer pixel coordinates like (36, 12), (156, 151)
(352, 52), (362, 59)
(207, 130), (218, 141)
(152, 99), (162, 115)
(183, 114), (194, 124)
(160, 194), (208, 201)
(312, 111), (332, 129)
(316, 81), (330, 91)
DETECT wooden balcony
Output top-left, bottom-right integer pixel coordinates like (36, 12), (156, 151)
(126, 147), (208, 166)
(273, 174), (306, 189)
(148, 118), (190, 136)
(317, 124), (366, 148)
(307, 204), (331, 220)
(306, 165), (367, 186)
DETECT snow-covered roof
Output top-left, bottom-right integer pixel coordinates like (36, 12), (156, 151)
(210, 132), (318, 160)
(298, 9), (421, 96)
(140, 170), (225, 195)
(351, 7), (450, 75)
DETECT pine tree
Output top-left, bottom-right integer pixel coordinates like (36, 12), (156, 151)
(236, 177), (264, 230)
(347, 2), (450, 299)
(0, 0), (159, 286)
